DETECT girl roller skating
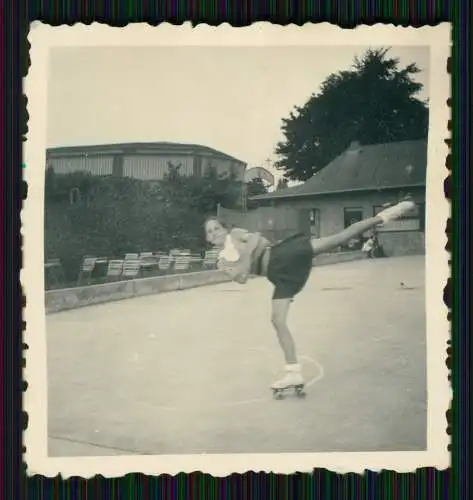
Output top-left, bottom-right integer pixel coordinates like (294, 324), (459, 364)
(204, 199), (416, 395)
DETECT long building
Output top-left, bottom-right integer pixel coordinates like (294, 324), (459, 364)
(46, 142), (247, 181)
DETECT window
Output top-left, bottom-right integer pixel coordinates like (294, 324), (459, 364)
(343, 207), (363, 228)
(69, 187), (81, 205)
(342, 208), (363, 250)
(309, 208), (320, 237)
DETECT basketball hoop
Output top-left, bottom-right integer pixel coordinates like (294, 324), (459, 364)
(243, 167), (275, 187)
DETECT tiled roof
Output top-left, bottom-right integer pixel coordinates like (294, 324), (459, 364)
(251, 139), (427, 201)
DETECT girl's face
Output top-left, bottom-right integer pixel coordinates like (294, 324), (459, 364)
(205, 219), (228, 246)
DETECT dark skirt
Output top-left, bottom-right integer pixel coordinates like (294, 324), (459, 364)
(266, 233), (313, 300)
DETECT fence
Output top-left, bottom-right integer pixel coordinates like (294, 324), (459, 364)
(217, 205), (309, 242)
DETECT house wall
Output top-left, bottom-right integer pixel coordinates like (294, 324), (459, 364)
(48, 155), (114, 176)
(259, 187), (426, 256)
(218, 205), (309, 242)
(47, 147), (246, 181)
(123, 154), (194, 179)
(198, 155), (246, 181)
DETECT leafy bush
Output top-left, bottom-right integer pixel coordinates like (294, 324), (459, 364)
(44, 167), (242, 281)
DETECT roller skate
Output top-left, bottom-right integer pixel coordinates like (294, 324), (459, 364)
(376, 199), (416, 225)
(271, 364), (306, 400)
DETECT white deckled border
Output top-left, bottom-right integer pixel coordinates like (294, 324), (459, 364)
(23, 21), (451, 477)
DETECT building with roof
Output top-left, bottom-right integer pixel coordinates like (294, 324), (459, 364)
(46, 142), (247, 182)
(250, 139), (427, 256)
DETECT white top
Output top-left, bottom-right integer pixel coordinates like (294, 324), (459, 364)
(219, 234), (241, 262)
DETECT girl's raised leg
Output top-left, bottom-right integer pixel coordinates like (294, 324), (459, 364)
(311, 199), (416, 256)
(311, 216), (382, 255)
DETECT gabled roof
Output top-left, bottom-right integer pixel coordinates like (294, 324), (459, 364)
(46, 142), (247, 165)
(251, 139), (427, 201)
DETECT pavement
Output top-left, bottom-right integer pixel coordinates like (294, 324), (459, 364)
(47, 255), (427, 456)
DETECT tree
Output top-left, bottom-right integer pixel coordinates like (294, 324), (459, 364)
(246, 178), (268, 197)
(245, 177), (269, 209)
(276, 177), (289, 191)
(44, 167), (245, 282)
(159, 165), (242, 214)
(45, 165), (56, 201)
(275, 48), (429, 181)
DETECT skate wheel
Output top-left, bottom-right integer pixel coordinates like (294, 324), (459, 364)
(294, 385), (306, 398)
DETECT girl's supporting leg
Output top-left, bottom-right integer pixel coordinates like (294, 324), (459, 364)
(271, 298), (304, 390)
(270, 298), (304, 389)
(271, 298), (298, 364)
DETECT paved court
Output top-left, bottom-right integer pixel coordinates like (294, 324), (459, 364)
(47, 256), (427, 456)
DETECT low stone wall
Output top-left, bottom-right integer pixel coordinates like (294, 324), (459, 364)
(46, 251), (366, 314)
(45, 270), (233, 314)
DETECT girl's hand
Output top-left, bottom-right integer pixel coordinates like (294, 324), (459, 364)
(233, 271), (249, 284)
(235, 256), (251, 276)
(226, 266), (248, 281)
(219, 257), (251, 283)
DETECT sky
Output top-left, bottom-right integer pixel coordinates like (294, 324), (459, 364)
(47, 45), (430, 182)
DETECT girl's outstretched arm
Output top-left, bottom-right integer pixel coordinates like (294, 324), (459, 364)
(231, 228), (261, 258)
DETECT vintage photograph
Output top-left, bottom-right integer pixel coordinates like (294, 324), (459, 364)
(23, 23), (450, 476)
